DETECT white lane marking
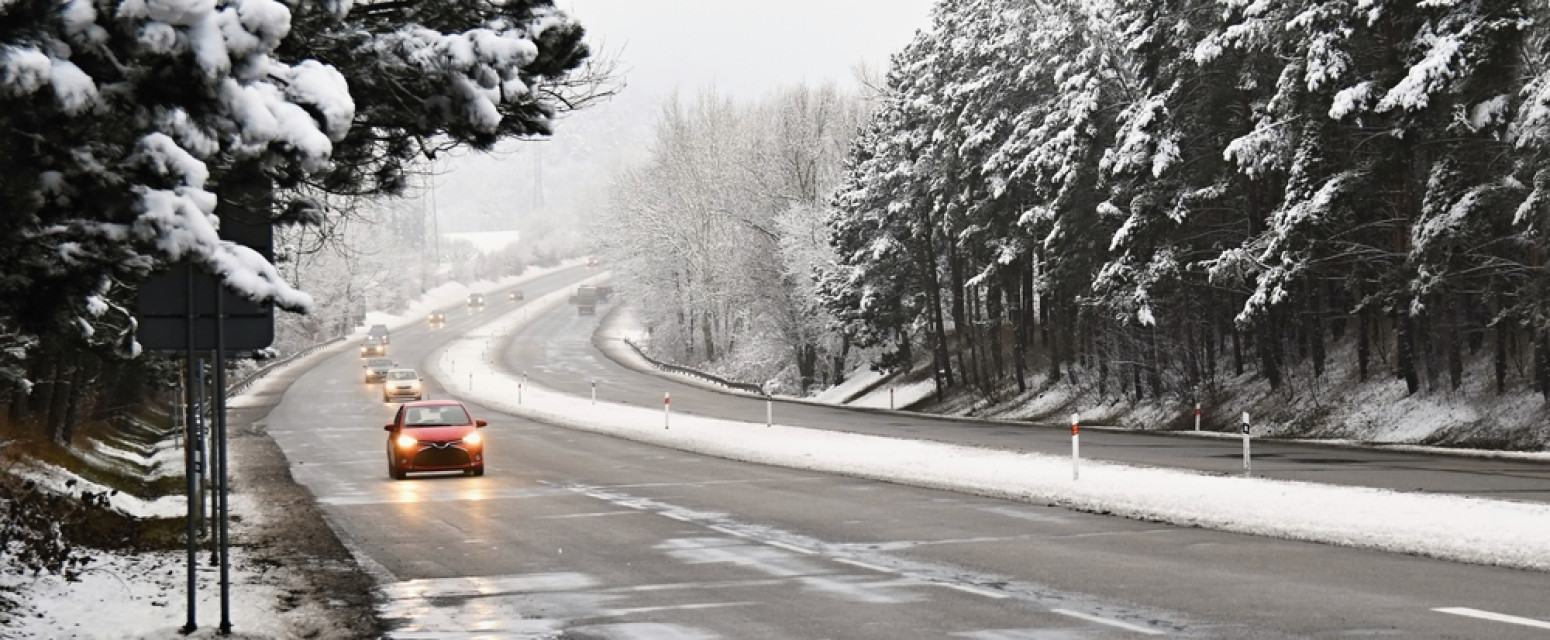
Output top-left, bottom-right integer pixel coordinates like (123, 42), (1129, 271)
(536, 511), (641, 519)
(707, 525), (748, 538)
(661, 512), (691, 522)
(765, 540), (816, 555)
(937, 582), (1009, 600)
(603, 602), (757, 616)
(1052, 609), (1164, 635)
(834, 558), (893, 574)
(1435, 607), (1550, 631)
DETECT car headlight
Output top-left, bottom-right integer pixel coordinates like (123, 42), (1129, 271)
(395, 434), (418, 448)
(462, 432), (482, 445)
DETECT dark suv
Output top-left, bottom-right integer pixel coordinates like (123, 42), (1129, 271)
(368, 323), (390, 344)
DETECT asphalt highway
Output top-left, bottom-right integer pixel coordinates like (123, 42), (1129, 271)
(256, 266), (1550, 639)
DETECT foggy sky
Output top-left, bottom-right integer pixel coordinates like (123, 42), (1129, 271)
(430, 0), (936, 233)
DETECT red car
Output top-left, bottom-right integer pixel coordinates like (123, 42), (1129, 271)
(384, 400), (487, 479)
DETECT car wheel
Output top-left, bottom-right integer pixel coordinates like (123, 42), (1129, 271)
(389, 459), (405, 480)
(471, 465), (484, 477)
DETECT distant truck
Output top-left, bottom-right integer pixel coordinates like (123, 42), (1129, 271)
(574, 285), (598, 315)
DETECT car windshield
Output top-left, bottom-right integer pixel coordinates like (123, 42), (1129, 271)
(387, 370), (417, 381)
(368, 358), (393, 368)
(405, 406), (470, 427)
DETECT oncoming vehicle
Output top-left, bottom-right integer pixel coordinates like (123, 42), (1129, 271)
(361, 337), (387, 357)
(363, 357), (395, 383)
(509, 290), (524, 301)
(468, 293), (485, 308)
(384, 400), (486, 479)
(428, 310), (446, 324)
(382, 368), (423, 402)
(367, 323), (391, 344)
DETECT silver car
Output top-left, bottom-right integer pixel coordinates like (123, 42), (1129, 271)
(382, 369), (424, 402)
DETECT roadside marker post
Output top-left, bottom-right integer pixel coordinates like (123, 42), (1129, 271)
(591, 379), (596, 405)
(1242, 412), (1252, 476)
(1194, 402), (1201, 431)
(1071, 412), (1081, 481)
(890, 388), (895, 410)
(664, 392), (671, 429)
(766, 395), (772, 428)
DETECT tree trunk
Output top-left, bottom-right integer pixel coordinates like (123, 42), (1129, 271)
(1014, 259), (1030, 392)
(988, 284), (1005, 384)
(1310, 279), (1326, 378)
(1396, 313), (1419, 395)
(48, 361), (71, 444)
(1495, 323), (1508, 395)
(58, 361), (86, 445)
(830, 333), (851, 387)
(1258, 319), (1281, 390)
(1046, 298), (1063, 384)
(1537, 329), (1550, 402)
(1446, 295), (1462, 391)
(1232, 325), (1244, 376)
(1358, 308), (1371, 382)
(1147, 328), (1163, 398)
(796, 344), (817, 394)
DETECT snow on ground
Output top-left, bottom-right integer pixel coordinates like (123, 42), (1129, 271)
(1, 262), (585, 639)
(848, 377), (935, 409)
(12, 259), (1548, 638)
(6, 550), (290, 640)
(811, 367), (886, 403)
(431, 290), (1550, 573)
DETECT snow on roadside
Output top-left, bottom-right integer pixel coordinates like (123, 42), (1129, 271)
(848, 377), (935, 409)
(5, 550), (288, 640)
(1, 261), (587, 639)
(430, 291), (1550, 573)
(811, 367), (886, 403)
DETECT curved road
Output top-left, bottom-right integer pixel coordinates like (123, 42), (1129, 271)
(516, 301), (1550, 504)
(255, 268), (1550, 639)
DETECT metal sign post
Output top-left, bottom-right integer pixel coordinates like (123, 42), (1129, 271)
(137, 206), (274, 636)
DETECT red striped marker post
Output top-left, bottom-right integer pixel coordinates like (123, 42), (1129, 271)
(1071, 413), (1081, 481)
(1194, 402), (1201, 431)
(664, 392), (671, 429)
(1242, 412), (1252, 476)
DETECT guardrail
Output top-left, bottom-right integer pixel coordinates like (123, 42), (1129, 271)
(223, 337), (345, 397)
(621, 338), (767, 396)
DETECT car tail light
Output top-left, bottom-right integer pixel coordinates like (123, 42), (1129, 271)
(395, 434), (418, 448)
(462, 432), (482, 445)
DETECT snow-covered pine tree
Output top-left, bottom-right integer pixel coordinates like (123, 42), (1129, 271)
(0, 0), (589, 428)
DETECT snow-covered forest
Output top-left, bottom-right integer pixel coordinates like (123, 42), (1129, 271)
(0, 0), (593, 445)
(594, 84), (872, 394)
(600, 0), (1550, 437)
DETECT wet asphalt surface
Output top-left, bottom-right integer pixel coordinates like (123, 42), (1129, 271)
(239, 266), (1550, 639)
